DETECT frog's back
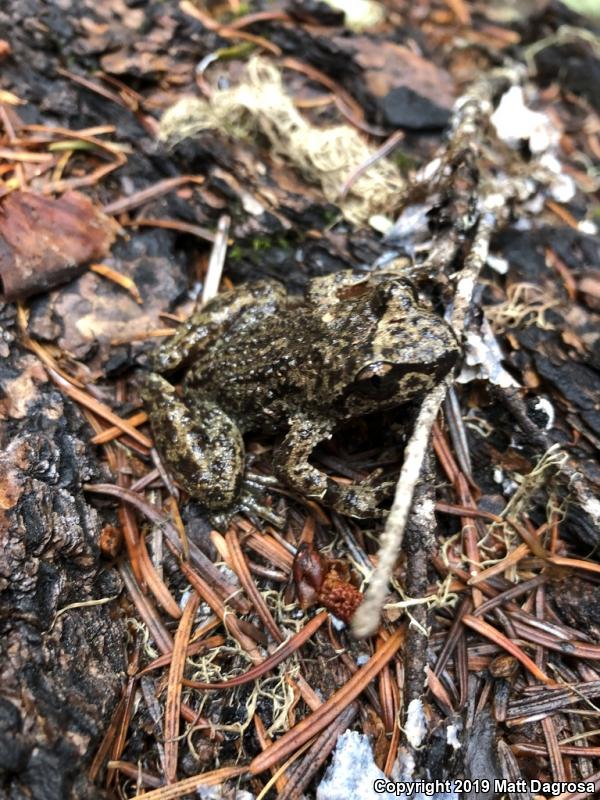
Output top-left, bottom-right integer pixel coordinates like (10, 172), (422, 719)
(183, 305), (324, 431)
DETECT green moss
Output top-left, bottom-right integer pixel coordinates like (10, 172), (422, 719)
(391, 150), (417, 173)
(215, 42), (256, 61)
(560, 0), (600, 20)
(227, 234), (294, 262)
(231, 1), (251, 16)
(228, 244), (245, 262)
(251, 236), (275, 252)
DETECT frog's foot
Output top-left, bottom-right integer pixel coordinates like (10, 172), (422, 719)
(238, 490), (286, 528)
(208, 480), (286, 531)
(236, 474), (286, 527)
(273, 416), (394, 520)
(323, 479), (395, 518)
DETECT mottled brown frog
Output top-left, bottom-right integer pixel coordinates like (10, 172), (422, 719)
(141, 270), (459, 520)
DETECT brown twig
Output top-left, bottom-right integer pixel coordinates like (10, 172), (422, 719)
(102, 175), (205, 216)
(277, 703), (359, 800)
(130, 765), (248, 800)
(106, 761), (163, 789)
(47, 368), (152, 449)
(164, 591), (199, 783)
(226, 528), (283, 642)
(184, 612), (327, 690)
(179, 1), (281, 55)
(463, 615), (552, 685)
(85, 483), (250, 613)
(138, 635), (225, 676)
(123, 217), (215, 243)
(119, 563), (173, 655)
(250, 627), (406, 774)
(90, 411), (148, 444)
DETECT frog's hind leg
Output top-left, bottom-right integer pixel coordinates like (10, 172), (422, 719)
(141, 373), (244, 509)
(273, 415), (391, 519)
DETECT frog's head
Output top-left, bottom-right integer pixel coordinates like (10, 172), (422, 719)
(340, 279), (460, 416)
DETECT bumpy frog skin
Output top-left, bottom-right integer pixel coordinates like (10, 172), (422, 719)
(141, 270), (459, 519)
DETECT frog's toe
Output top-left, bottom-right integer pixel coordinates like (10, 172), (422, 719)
(324, 482), (392, 519)
(238, 493), (286, 528)
(207, 509), (231, 533)
(207, 494), (285, 532)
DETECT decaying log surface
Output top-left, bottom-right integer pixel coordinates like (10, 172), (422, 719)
(0, 310), (125, 800)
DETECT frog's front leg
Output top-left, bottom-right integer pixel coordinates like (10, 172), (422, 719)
(273, 415), (390, 518)
(140, 374), (244, 509)
(150, 281), (287, 373)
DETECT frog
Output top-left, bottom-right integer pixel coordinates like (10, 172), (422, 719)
(140, 269), (460, 521)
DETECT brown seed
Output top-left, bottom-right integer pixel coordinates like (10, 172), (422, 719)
(489, 654), (519, 679)
(99, 524), (123, 559)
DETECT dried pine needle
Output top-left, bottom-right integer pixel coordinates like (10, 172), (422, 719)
(90, 263), (143, 304)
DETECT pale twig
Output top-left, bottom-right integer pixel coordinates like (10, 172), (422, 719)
(350, 64), (515, 638)
(352, 212), (495, 638)
(352, 381), (450, 638)
(201, 214), (230, 305)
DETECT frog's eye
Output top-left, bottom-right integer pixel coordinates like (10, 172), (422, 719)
(371, 279), (415, 313)
(354, 362), (401, 399)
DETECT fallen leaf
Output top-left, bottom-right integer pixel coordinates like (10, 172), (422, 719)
(0, 190), (116, 300)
